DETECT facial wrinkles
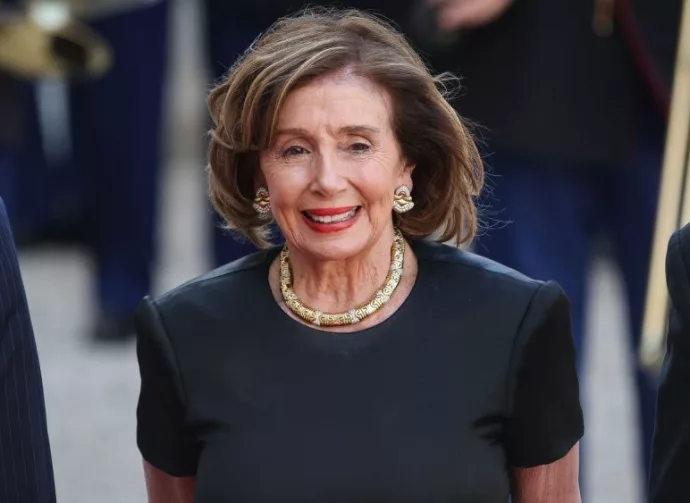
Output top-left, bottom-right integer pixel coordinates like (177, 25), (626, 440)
(256, 72), (416, 312)
(284, 77), (389, 136)
(262, 74), (406, 215)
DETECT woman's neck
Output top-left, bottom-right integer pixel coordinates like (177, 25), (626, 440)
(287, 230), (397, 313)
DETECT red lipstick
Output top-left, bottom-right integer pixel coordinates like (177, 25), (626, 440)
(303, 206), (358, 216)
(302, 206), (361, 233)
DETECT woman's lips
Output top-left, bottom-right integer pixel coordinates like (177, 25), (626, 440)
(303, 206), (359, 216)
(302, 206), (361, 232)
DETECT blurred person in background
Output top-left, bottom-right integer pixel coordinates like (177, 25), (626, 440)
(649, 222), (690, 503)
(136, 10), (584, 502)
(0, 0), (171, 343)
(71, 0), (170, 343)
(405, 0), (682, 483)
(0, 0), (51, 243)
(0, 196), (56, 502)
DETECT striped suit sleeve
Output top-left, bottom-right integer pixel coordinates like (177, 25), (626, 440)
(0, 198), (57, 502)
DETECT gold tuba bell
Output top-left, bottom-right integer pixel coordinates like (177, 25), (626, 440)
(0, 0), (113, 80)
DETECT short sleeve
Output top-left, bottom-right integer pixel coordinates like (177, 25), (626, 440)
(505, 281), (584, 468)
(135, 296), (200, 476)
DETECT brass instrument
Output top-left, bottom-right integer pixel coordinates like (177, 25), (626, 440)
(0, 0), (113, 80)
(639, 0), (690, 374)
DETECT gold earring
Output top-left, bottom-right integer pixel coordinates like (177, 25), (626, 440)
(253, 187), (271, 218)
(393, 185), (414, 213)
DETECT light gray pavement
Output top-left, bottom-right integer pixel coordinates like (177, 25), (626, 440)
(16, 1), (649, 501)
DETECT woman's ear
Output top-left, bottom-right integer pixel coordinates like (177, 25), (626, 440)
(401, 162), (415, 191)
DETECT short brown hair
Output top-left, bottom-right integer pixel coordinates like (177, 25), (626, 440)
(207, 7), (484, 247)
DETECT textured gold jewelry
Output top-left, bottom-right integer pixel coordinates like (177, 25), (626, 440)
(279, 229), (406, 327)
(253, 187), (271, 217)
(393, 186), (414, 213)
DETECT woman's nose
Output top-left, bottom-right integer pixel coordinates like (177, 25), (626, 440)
(310, 151), (348, 197)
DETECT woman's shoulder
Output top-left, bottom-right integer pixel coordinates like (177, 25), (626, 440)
(133, 248), (282, 406)
(412, 239), (545, 295)
(412, 239), (568, 328)
(151, 247), (279, 315)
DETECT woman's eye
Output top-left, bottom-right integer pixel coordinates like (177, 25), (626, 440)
(350, 142), (371, 153)
(281, 146), (308, 157)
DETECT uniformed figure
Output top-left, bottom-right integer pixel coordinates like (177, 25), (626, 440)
(0, 0), (170, 341)
(72, 0), (170, 341)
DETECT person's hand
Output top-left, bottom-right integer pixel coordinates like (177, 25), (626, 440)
(429, 0), (515, 30)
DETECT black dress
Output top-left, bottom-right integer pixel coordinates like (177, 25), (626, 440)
(135, 239), (584, 503)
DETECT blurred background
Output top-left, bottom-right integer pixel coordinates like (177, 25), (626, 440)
(1, 0), (685, 501)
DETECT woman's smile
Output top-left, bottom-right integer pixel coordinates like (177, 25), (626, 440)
(302, 206), (362, 233)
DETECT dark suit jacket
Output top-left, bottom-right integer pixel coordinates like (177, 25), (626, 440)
(0, 197), (56, 502)
(650, 223), (690, 502)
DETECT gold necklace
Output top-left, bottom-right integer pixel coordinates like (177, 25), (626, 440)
(279, 229), (406, 327)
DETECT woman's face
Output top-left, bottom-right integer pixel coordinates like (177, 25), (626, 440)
(259, 71), (412, 262)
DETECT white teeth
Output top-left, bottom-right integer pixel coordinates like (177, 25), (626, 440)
(306, 208), (358, 223)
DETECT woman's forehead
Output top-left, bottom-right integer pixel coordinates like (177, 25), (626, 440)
(274, 73), (393, 133)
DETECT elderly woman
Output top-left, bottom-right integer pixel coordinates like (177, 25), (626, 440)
(135, 8), (583, 503)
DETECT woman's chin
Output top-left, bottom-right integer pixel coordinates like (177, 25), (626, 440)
(295, 225), (369, 261)
(300, 242), (368, 262)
